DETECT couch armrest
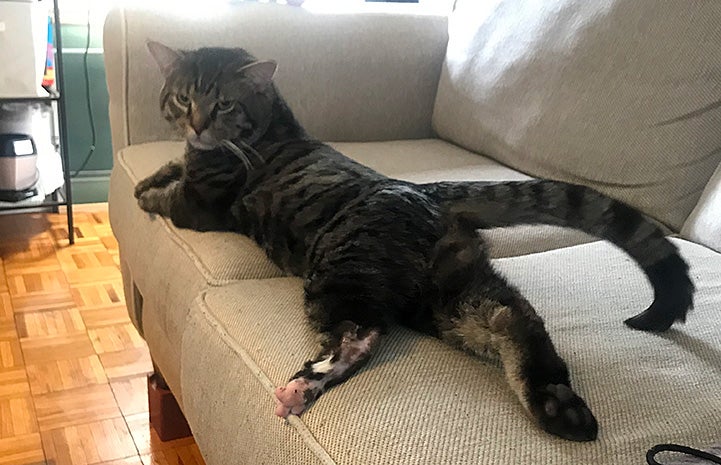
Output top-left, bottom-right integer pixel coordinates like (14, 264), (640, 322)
(682, 162), (721, 253)
(103, 3), (448, 158)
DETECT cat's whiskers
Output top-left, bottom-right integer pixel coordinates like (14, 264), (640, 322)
(233, 138), (266, 167)
(220, 139), (254, 171)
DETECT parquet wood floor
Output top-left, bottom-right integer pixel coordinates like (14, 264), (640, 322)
(0, 207), (205, 465)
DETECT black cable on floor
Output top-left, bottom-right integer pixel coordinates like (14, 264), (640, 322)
(647, 444), (721, 465)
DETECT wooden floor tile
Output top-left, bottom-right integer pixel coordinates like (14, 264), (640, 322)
(16, 308), (86, 339)
(0, 294), (12, 321)
(126, 413), (196, 456)
(0, 368), (30, 398)
(141, 443), (204, 465)
(99, 457), (143, 465)
(0, 433), (45, 465)
(52, 217), (100, 247)
(88, 211), (110, 225)
(7, 270), (68, 297)
(0, 394), (38, 438)
(41, 417), (137, 465)
(20, 333), (95, 365)
(89, 323), (146, 355)
(80, 305), (132, 329)
(0, 259), (7, 294)
(0, 321), (15, 340)
(100, 234), (120, 253)
(57, 244), (120, 285)
(10, 289), (76, 314)
(0, 213), (52, 244)
(72, 281), (125, 310)
(0, 338), (23, 371)
(99, 347), (153, 381)
(1, 240), (59, 276)
(55, 242), (105, 268)
(26, 355), (107, 395)
(66, 267), (123, 287)
(33, 384), (121, 431)
(110, 376), (148, 417)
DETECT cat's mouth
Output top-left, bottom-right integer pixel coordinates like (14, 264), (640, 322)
(186, 131), (218, 150)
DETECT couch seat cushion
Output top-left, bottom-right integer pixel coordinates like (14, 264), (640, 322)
(180, 238), (721, 465)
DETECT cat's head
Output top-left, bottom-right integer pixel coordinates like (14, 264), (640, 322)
(147, 41), (277, 150)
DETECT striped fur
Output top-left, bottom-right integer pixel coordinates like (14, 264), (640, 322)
(135, 45), (695, 442)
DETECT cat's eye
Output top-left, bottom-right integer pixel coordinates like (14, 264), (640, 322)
(175, 93), (190, 106)
(217, 99), (235, 113)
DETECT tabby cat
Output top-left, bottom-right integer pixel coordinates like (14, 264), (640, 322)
(135, 41), (695, 442)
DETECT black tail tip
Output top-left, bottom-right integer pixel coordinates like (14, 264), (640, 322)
(630, 253), (695, 332)
(624, 313), (677, 332)
(624, 300), (691, 333)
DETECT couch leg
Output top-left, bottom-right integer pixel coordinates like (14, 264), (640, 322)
(148, 372), (192, 441)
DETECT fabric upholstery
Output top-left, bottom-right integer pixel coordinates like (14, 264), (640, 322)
(433, 0), (721, 231)
(181, 239), (721, 465)
(683, 162), (721, 253)
(103, 4), (448, 157)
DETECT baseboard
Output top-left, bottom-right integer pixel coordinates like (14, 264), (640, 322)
(69, 170), (110, 204)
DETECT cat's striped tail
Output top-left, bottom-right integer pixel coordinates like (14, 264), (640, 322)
(422, 179), (695, 332)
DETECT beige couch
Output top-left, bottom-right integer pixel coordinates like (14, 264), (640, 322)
(104, 2), (721, 464)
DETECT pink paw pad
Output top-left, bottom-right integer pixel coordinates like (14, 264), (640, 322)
(274, 378), (312, 418)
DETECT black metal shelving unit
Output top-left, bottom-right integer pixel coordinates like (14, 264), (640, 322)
(0, 0), (74, 244)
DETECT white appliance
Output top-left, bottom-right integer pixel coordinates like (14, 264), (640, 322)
(0, 133), (39, 200)
(0, 103), (63, 204)
(0, 0), (50, 98)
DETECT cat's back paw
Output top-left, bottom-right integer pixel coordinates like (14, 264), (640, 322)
(274, 378), (313, 417)
(530, 383), (598, 442)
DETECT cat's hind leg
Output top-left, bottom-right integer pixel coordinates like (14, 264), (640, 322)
(274, 321), (381, 417)
(431, 224), (598, 441)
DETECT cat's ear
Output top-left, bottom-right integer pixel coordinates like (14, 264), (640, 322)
(238, 60), (277, 90)
(147, 40), (182, 77)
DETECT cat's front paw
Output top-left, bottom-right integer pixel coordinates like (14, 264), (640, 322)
(530, 383), (598, 442)
(137, 190), (160, 214)
(134, 178), (153, 199)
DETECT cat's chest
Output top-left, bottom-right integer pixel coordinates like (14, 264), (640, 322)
(184, 151), (244, 200)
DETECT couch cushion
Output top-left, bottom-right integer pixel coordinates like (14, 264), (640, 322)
(104, 3), (448, 156)
(181, 238), (721, 465)
(433, 0), (721, 231)
(683, 162), (721, 253)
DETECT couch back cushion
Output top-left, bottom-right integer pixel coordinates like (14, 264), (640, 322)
(433, 0), (721, 230)
(104, 3), (448, 156)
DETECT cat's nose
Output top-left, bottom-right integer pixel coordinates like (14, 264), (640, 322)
(190, 113), (210, 135)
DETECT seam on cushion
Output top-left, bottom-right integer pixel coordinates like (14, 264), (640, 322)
(194, 290), (337, 465)
(491, 236), (697, 264)
(489, 239), (603, 262)
(118, 148), (244, 287)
